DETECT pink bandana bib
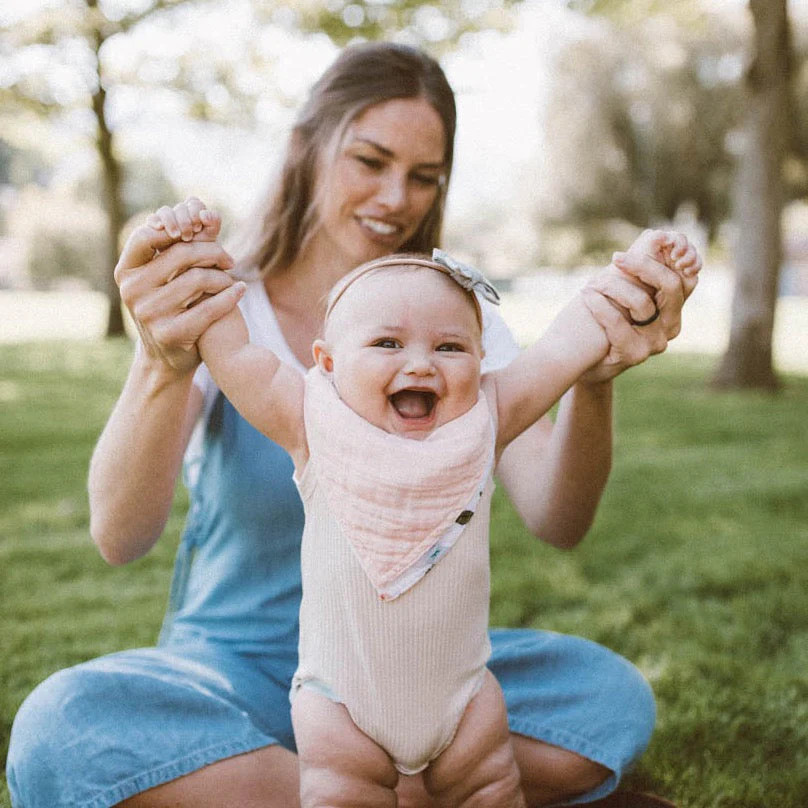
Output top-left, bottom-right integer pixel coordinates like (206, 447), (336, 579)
(302, 368), (495, 600)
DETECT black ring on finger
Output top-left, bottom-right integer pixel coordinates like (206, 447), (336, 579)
(630, 306), (660, 327)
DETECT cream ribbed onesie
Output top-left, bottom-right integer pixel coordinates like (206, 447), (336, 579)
(291, 368), (495, 775)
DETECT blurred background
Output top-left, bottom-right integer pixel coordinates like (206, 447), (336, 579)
(2, 6), (808, 804)
(0, 0), (806, 385)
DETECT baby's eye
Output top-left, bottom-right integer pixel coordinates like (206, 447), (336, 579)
(437, 343), (466, 353)
(372, 338), (401, 349)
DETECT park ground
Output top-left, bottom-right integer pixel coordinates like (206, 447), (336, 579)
(1, 281), (807, 807)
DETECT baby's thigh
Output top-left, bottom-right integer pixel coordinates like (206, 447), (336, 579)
(423, 670), (525, 807)
(291, 687), (399, 808)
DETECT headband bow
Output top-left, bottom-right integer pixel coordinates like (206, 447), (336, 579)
(432, 249), (501, 306)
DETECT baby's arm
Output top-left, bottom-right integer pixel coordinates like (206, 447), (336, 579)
(490, 230), (700, 452)
(197, 309), (306, 462)
(146, 200), (306, 460)
(487, 293), (609, 453)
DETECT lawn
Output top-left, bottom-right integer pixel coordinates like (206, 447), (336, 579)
(1, 340), (807, 807)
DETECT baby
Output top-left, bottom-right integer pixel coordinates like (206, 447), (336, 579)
(146, 204), (698, 807)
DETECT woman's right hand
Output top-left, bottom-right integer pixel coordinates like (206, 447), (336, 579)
(91, 198), (243, 562)
(115, 197), (244, 374)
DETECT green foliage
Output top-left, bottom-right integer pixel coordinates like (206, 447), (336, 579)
(7, 187), (109, 291)
(547, 3), (808, 244)
(1, 344), (808, 806)
(273, 0), (519, 49)
(73, 157), (181, 222)
(2, 0), (293, 128)
(0, 141), (12, 187)
(570, 0), (719, 27)
(0, 138), (49, 199)
(542, 14), (747, 240)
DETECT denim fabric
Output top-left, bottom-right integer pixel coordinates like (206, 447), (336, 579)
(6, 645), (293, 808)
(489, 628), (655, 805)
(7, 396), (655, 807)
(159, 392), (305, 651)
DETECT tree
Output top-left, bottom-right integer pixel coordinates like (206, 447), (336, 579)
(572, 0), (800, 390)
(541, 17), (745, 247)
(2, 2), (190, 334)
(1, 0), (270, 336)
(713, 0), (795, 390)
(2, 0), (519, 336)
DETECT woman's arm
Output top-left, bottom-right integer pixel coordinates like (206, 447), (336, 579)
(490, 294), (609, 452)
(495, 229), (701, 549)
(496, 383), (612, 549)
(88, 204), (243, 564)
(88, 357), (205, 565)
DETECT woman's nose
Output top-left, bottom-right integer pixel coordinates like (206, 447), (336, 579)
(375, 170), (408, 211)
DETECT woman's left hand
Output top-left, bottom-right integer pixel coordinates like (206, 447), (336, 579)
(579, 229), (702, 383)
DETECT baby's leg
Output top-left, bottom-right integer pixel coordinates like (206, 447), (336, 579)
(291, 687), (399, 808)
(423, 670), (526, 807)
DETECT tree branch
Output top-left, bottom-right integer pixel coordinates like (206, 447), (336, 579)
(117, 0), (218, 33)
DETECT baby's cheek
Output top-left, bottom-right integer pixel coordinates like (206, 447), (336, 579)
(463, 376), (483, 410)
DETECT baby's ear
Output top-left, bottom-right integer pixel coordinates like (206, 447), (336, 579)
(312, 340), (334, 373)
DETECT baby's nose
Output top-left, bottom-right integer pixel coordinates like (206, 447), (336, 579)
(404, 351), (435, 375)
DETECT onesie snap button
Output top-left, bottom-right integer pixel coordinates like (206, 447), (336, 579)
(456, 510), (474, 525)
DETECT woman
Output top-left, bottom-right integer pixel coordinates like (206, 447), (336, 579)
(7, 43), (698, 808)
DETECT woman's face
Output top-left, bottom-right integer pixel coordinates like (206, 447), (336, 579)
(313, 97), (447, 268)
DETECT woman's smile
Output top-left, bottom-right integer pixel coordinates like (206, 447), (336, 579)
(354, 214), (404, 246)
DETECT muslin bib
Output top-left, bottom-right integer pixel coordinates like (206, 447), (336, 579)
(302, 367), (495, 600)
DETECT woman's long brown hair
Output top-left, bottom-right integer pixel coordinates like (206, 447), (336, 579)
(235, 42), (456, 277)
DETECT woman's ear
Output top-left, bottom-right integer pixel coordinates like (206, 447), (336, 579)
(312, 339), (334, 373)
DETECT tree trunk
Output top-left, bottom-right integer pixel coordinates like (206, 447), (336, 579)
(94, 84), (126, 338)
(713, 0), (792, 390)
(88, 6), (126, 338)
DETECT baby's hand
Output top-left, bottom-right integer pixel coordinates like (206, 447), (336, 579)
(145, 197), (221, 245)
(616, 229), (702, 281)
(658, 232), (702, 279)
(134, 197), (231, 314)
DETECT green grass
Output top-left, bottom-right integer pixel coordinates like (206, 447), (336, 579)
(2, 342), (807, 807)
(489, 353), (808, 806)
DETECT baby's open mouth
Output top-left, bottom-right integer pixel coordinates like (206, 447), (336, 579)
(389, 390), (437, 420)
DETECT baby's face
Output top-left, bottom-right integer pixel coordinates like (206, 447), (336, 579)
(315, 268), (483, 440)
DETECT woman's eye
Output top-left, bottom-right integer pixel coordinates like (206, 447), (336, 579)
(411, 173), (440, 187)
(373, 338), (400, 349)
(356, 155), (384, 170)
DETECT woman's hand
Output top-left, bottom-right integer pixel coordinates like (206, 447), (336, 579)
(114, 197), (244, 374)
(579, 229), (702, 383)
